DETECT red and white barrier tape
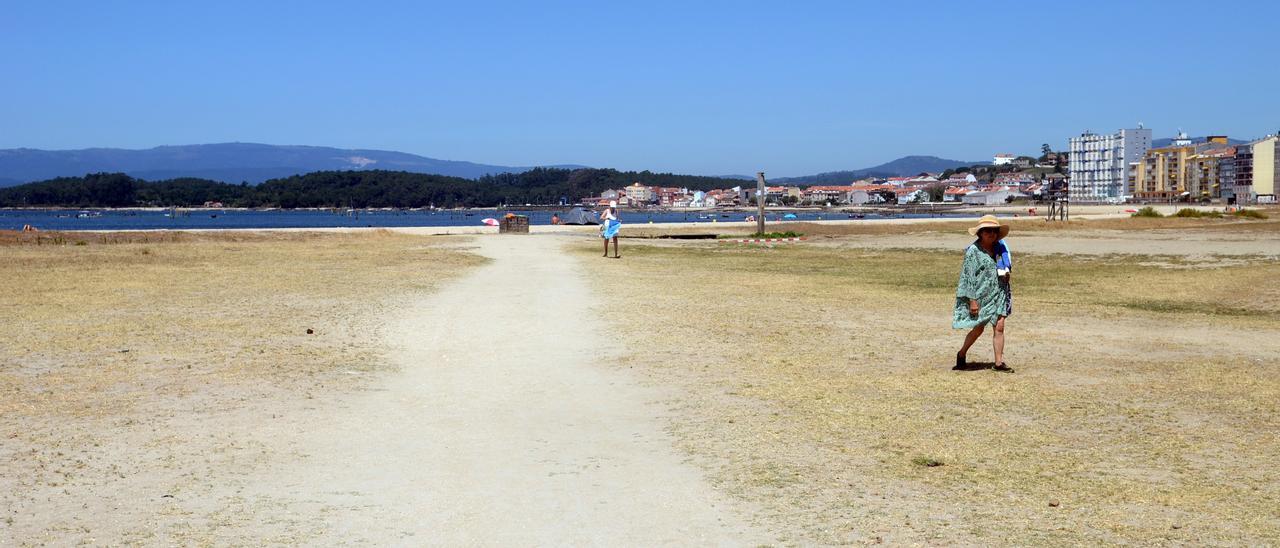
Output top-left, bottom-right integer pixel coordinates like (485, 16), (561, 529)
(720, 237), (807, 244)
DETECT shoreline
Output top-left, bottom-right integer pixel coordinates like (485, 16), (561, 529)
(6, 204), (1268, 236)
(0, 203), (1237, 214)
(16, 212), (1140, 236)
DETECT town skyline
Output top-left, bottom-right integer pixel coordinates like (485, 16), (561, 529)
(1, 125), (1273, 182)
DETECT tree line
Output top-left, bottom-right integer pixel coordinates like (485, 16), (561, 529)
(0, 169), (748, 208)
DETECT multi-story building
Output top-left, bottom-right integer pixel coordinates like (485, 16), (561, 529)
(758, 185), (802, 204)
(651, 187), (686, 207)
(1188, 145), (1235, 200)
(1234, 135), (1280, 204)
(624, 182), (655, 204)
(1068, 126), (1152, 201)
(1130, 135), (1232, 201)
(1218, 149), (1237, 202)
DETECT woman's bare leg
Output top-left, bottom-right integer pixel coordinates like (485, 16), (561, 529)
(603, 237), (609, 257)
(612, 236), (620, 258)
(993, 316), (1006, 365)
(958, 324), (985, 358)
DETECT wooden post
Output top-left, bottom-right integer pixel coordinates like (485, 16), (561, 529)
(756, 171), (766, 235)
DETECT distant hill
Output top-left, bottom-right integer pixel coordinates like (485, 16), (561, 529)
(1151, 136), (1248, 148)
(0, 169), (753, 209)
(774, 155), (987, 185)
(0, 143), (587, 187)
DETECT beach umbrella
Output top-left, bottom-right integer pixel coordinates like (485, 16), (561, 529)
(481, 218), (499, 226)
(783, 213), (798, 219)
(1124, 208), (1138, 213)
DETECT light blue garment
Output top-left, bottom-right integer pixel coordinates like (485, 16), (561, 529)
(601, 218), (621, 239)
(995, 240), (1011, 272)
(994, 240), (1013, 317)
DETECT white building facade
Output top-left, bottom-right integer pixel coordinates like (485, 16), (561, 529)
(1068, 127), (1152, 201)
(624, 183), (654, 203)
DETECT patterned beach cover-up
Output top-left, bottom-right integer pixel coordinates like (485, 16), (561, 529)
(952, 243), (1009, 329)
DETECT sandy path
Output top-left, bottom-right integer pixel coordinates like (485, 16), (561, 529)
(234, 235), (758, 545)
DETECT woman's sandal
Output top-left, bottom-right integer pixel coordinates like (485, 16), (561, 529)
(993, 362), (1014, 373)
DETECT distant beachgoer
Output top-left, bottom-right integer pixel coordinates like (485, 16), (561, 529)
(550, 213), (561, 225)
(953, 215), (1012, 372)
(601, 201), (621, 258)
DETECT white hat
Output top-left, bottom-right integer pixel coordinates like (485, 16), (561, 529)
(608, 200), (618, 208)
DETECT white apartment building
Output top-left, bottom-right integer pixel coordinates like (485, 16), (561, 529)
(1067, 126), (1152, 201)
(624, 182), (654, 203)
(992, 153), (1016, 165)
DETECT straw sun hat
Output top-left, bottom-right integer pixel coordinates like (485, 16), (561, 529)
(967, 214), (1010, 238)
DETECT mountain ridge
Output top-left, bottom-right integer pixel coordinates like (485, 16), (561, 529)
(0, 143), (586, 186)
(1, 143), (990, 188)
(772, 155), (988, 185)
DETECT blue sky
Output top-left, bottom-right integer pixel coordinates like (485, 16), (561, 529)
(3, 0), (1278, 177)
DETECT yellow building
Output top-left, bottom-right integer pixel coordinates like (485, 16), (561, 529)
(1237, 135), (1279, 203)
(1130, 135), (1231, 200)
(1188, 146), (1236, 199)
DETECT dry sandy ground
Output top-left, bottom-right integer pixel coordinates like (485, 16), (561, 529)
(209, 235), (761, 544)
(819, 226), (1280, 257)
(1, 233), (761, 545)
(577, 218), (1280, 545)
(0, 233), (479, 544)
(7, 217), (1279, 545)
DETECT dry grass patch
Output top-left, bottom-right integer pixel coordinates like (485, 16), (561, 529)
(583, 239), (1280, 545)
(616, 215), (1280, 242)
(0, 231), (482, 543)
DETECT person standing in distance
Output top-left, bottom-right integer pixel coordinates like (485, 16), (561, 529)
(600, 200), (621, 258)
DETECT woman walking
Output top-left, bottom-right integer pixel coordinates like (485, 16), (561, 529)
(954, 215), (1013, 372)
(600, 200), (621, 258)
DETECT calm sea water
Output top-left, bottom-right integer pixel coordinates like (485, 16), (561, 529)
(0, 208), (1001, 231)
